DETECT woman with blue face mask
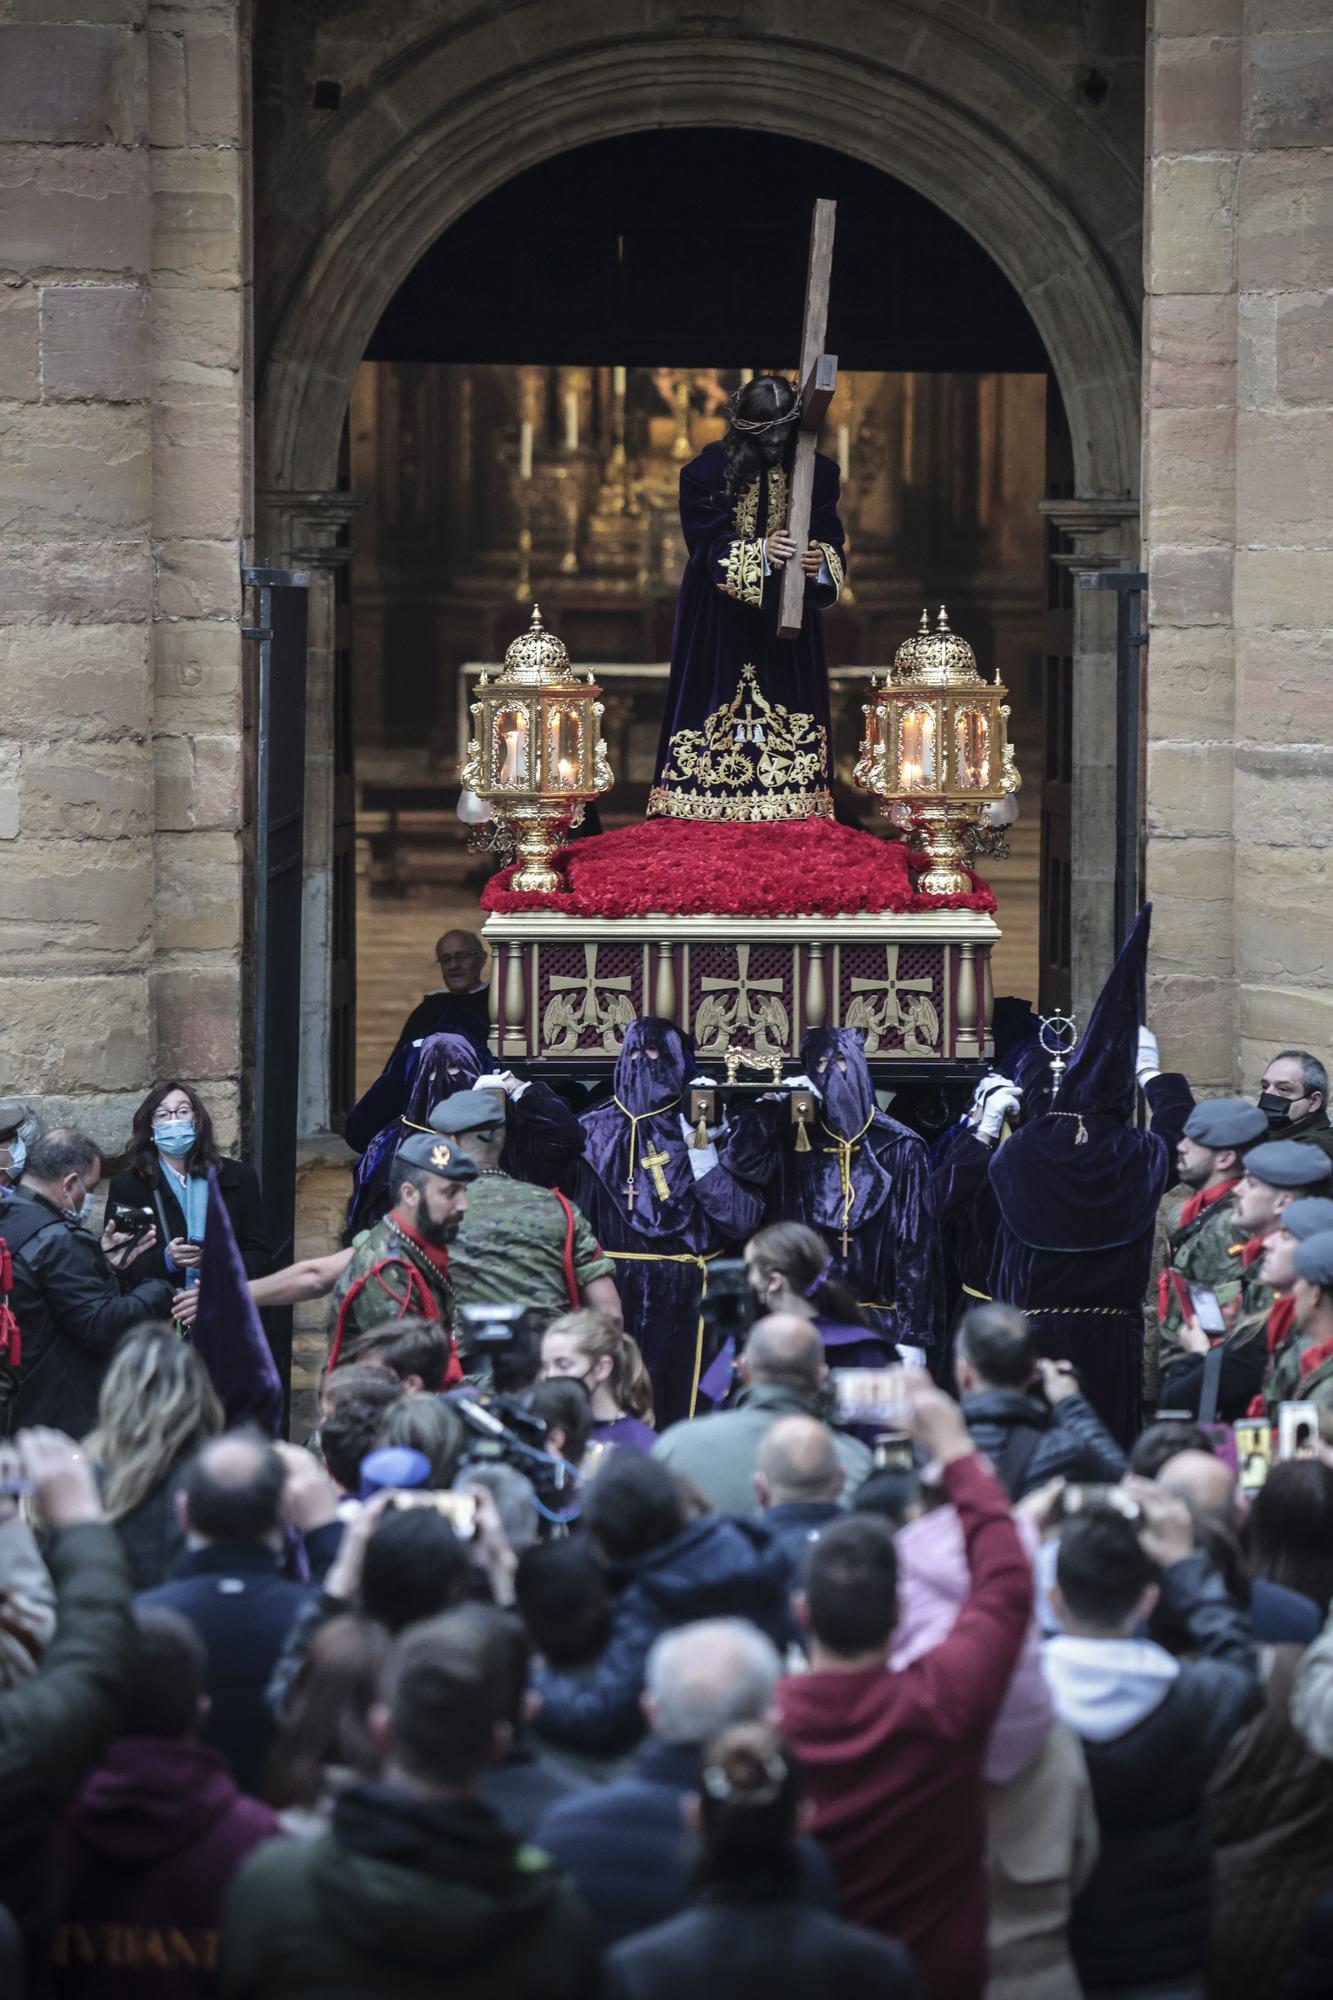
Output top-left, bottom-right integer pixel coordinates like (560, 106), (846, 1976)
(103, 1081), (272, 1293)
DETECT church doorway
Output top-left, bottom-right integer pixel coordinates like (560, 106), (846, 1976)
(340, 129), (1072, 1113)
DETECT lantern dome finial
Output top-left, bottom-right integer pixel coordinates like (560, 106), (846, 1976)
(502, 601), (573, 685)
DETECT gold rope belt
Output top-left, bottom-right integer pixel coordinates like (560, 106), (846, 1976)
(606, 1248), (719, 1418)
(961, 1284), (1135, 1320)
(817, 1110), (876, 1247)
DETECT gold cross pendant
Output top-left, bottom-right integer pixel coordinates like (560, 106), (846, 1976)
(639, 1145), (672, 1200)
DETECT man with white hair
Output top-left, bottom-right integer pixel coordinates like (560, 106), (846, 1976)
(533, 1618), (836, 1945)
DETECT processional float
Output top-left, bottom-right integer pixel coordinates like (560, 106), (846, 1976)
(459, 198), (1020, 1099)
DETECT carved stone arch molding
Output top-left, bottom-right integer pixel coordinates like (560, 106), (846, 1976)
(256, 1), (1141, 503)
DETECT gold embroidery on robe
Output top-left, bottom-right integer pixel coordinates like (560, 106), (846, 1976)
(733, 468), (789, 540)
(719, 537), (765, 606)
(818, 541), (845, 599)
(649, 662), (834, 822)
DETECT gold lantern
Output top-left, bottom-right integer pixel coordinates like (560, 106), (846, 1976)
(460, 603), (613, 892)
(854, 605), (1020, 895)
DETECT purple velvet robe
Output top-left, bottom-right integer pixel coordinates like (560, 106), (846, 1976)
(933, 1072), (1195, 1446)
(563, 1020), (764, 1426)
(649, 442), (845, 823)
(726, 1028), (946, 1357)
(349, 1033), (583, 1234)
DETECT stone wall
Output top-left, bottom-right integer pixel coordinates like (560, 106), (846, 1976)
(1144, 0), (1333, 1089)
(0, 0), (249, 1152)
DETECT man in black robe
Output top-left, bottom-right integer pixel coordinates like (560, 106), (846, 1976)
(649, 374), (845, 825)
(930, 905), (1193, 1447)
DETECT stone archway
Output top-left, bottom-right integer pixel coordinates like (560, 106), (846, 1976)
(254, 3), (1144, 1129)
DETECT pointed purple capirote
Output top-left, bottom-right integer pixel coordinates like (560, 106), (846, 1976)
(1059, 901), (1153, 1119)
(192, 1167), (284, 1436)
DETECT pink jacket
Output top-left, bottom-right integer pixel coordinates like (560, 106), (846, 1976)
(890, 1500), (1052, 1783)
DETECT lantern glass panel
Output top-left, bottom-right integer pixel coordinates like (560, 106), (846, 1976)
(899, 704), (937, 791)
(546, 705), (583, 790)
(494, 704), (531, 787)
(955, 709), (990, 789)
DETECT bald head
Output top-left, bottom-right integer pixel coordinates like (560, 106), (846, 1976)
(180, 1431), (285, 1546)
(1157, 1448), (1238, 1527)
(756, 1415), (845, 1508)
(436, 930), (485, 992)
(742, 1313), (825, 1395)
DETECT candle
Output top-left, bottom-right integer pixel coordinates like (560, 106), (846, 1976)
(557, 756), (576, 787)
(838, 422), (850, 482)
(518, 420), (533, 481)
(564, 386), (579, 452)
(900, 709), (935, 791)
(613, 365), (626, 398)
(500, 716), (529, 785)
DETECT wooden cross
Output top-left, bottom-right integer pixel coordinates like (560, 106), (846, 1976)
(777, 197), (839, 640)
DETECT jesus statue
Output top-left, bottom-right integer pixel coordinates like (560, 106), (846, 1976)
(647, 372), (847, 824)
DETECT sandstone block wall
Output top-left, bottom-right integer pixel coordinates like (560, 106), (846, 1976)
(0, 0), (249, 1154)
(1145, 0), (1333, 1090)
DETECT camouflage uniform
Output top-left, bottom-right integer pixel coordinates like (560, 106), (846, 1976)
(447, 1170), (613, 1315)
(328, 1210), (457, 1349)
(1157, 1188), (1246, 1371)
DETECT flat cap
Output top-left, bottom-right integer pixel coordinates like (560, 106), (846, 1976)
(429, 1090), (506, 1137)
(1284, 1198), (1333, 1243)
(1243, 1140), (1333, 1191)
(0, 1100), (27, 1138)
(394, 1130), (479, 1183)
(1292, 1230), (1333, 1289)
(1184, 1098), (1268, 1150)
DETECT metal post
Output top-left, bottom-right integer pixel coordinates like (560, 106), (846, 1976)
(1079, 570), (1148, 956)
(243, 566), (311, 1418)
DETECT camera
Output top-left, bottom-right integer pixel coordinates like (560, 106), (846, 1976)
(454, 1391), (577, 1522)
(700, 1258), (757, 1350)
(107, 1203), (155, 1242)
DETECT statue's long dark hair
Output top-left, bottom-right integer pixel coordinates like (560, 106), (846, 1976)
(722, 374), (798, 500)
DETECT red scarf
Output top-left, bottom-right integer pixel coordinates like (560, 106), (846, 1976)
(1240, 1232), (1268, 1270)
(1158, 1179), (1242, 1324)
(1178, 1175), (1240, 1234)
(1301, 1336), (1333, 1381)
(1267, 1291), (1297, 1356)
(390, 1207), (454, 1280)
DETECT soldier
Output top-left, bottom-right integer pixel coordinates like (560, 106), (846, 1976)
(1159, 1139), (1332, 1420)
(1156, 1097), (1268, 1374)
(1273, 1231), (1333, 1423)
(1262, 1202), (1333, 1412)
(429, 1090), (622, 1324)
(328, 1130), (478, 1376)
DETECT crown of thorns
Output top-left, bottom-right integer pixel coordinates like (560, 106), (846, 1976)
(728, 380), (802, 433)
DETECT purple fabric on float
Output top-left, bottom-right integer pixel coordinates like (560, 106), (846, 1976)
(192, 1167), (284, 1436)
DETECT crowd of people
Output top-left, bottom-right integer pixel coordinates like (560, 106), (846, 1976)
(4, 918), (1333, 1997)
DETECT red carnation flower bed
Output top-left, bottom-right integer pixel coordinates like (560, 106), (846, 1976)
(480, 818), (996, 919)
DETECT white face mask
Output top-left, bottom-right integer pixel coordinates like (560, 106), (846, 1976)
(2, 1135), (23, 1178)
(71, 1180), (95, 1227)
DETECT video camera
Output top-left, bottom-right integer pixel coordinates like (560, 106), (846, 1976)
(454, 1389), (577, 1523)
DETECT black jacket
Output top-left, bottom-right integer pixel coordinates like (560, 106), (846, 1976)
(3, 1189), (175, 1438)
(138, 1542), (314, 1794)
(0, 1524), (134, 1965)
(1062, 1551), (1263, 1990)
(532, 1515), (791, 1753)
(105, 1157), (271, 1288)
(961, 1386), (1128, 1499)
(535, 1739), (838, 1947)
(222, 1779), (598, 2000)
(605, 1885), (921, 2000)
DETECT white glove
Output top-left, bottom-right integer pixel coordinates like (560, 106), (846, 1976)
(971, 1075), (1021, 1143)
(1135, 1027), (1160, 1088)
(475, 1070), (529, 1100)
(687, 1075), (717, 1090)
(783, 1073), (823, 1100)
(679, 1113), (720, 1179)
